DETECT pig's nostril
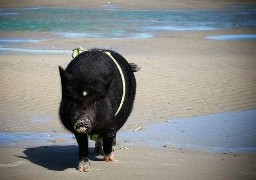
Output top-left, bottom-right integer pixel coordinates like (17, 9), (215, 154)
(74, 120), (86, 128)
(73, 119), (91, 133)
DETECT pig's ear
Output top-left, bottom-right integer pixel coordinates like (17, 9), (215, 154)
(59, 66), (73, 85)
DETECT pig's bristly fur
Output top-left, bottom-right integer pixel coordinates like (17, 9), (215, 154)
(58, 48), (139, 171)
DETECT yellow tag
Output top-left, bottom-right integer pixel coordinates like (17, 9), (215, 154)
(72, 47), (87, 58)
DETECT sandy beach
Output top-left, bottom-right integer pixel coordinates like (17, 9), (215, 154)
(1, 0), (256, 179)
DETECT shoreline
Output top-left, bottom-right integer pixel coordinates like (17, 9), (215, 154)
(1, 109), (256, 154)
(0, 0), (256, 10)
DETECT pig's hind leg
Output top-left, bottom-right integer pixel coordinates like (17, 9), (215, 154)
(75, 133), (90, 172)
(94, 137), (103, 155)
(95, 136), (116, 155)
(103, 132), (116, 162)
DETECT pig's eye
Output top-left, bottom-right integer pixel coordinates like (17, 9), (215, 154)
(82, 91), (87, 97)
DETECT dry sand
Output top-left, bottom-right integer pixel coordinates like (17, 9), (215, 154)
(0, 146), (256, 180)
(1, 0), (256, 179)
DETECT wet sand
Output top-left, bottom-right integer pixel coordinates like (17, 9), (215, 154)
(1, 0), (256, 179)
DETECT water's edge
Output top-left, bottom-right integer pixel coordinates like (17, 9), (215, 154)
(1, 109), (256, 153)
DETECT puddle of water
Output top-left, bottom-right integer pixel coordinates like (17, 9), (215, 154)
(59, 32), (100, 38)
(150, 26), (218, 31)
(0, 47), (70, 54)
(206, 34), (256, 40)
(0, 13), (19, 15)
(118, 109), (256, 153)
(1, 109), (255, 153)
(0, 38), (44, 43)
(0, 132), (74, 146)
(59, 32), (154, 39)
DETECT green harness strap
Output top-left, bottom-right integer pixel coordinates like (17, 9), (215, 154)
(104, 51), (126, 116)
(72, 47), (87, 58)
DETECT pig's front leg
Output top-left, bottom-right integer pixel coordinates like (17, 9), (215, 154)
(103, 132), (116, 162)
(74, 133), (90, 172)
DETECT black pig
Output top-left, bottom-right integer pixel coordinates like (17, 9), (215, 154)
(59, 49), (139, 172)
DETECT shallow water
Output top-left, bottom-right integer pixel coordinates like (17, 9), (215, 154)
(0, 47), (70, 54)
(0, 132), (74, 146)
(0, 109), (255, 153)
(119, 109), (256, 153)
(0, 5), (256, 38)
(0, 5), (255, 54)
(0, 38), (44, 43)
(206, 34), (256, 40)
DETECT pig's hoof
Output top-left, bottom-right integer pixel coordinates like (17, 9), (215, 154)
(104, 154), (116, 162)
(77, 159), (90, 172)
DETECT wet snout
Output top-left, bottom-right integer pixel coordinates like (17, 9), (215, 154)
(74, 119), (92, 133)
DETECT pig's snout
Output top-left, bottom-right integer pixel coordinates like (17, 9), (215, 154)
(74, 119), (92, 134)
